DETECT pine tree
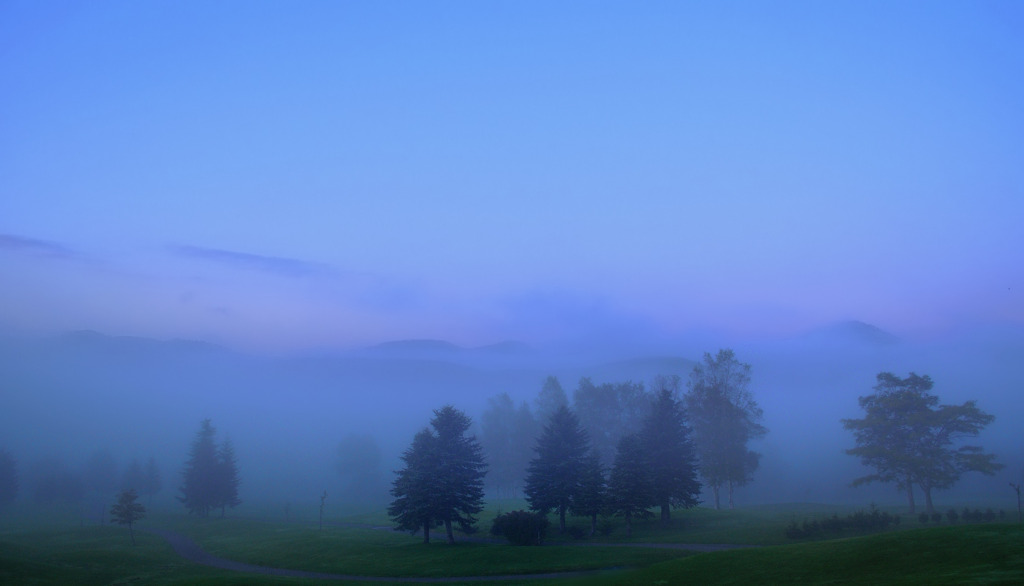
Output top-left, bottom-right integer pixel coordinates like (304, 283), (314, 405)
(142, 456), (161, 504)
(640, 387), (701, 524)
(121, 459), (145, 492)
(215, 437), (241, 517)
(389, 428), (442, 543)
(608, 434), (654, 537)
(524, 405), (590, 533)
(572, 451), (607, 536)
(179, 419), (220, 517)
(430, 405), (487, 544)
(110, 488), (146, 545)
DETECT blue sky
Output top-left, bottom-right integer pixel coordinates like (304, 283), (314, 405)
(2, 1), (1022, 352)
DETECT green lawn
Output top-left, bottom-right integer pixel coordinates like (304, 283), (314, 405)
(2, 504), (1022, 585)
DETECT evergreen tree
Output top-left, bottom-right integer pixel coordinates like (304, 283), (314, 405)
(524, 405), (590, 533)
(480, 393), (519, 496)
(142, 456), (161, 504)
(214, 437), (241, 517)
(640, 386), (701, 524)
(572, 451), (606, 536)
(431, 405), (487, 543)
(534, 376), (569, 425)
(389, 428), (442, 543)
(608, 434), (654, 537)
(110, 488), (146, 545)
(0, 448), (16, 508)
(389, 405), (487, 544)
(121, 459), (145, 492)
(179, 419), (220, 517)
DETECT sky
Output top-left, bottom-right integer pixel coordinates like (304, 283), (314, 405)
(2, 0), (1022, 353)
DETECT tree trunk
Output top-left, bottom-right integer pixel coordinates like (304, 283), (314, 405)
(728, 481), (735, 509)
(129, 522), (135, 546)
(923, 486), (934, 515)
(661, 503), (671, 525)
(590, 513), (597, 537)
(445, 519), (454, 544)
(422, 522), (430, 544)
(906, 481), (916, 514)
(712, 485), (721, 510)
(625, 511), (632, 538)
(559, 505), (567, 533)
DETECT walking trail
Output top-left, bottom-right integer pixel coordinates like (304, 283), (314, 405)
(144, 525), (750, 583)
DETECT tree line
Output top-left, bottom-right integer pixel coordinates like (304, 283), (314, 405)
(391, 349), (766, 542)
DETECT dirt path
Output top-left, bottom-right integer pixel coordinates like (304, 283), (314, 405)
(144, 527), (622, 583)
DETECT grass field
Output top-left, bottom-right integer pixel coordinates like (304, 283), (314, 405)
(2, 503), (1022, 585)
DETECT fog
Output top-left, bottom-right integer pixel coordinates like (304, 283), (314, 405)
(1, 320), (1020, 519)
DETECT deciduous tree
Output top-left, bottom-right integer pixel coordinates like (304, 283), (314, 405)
(685, 349), (766, 509)
(110, 488), (146, 545)
(842, 372), (1002, 513)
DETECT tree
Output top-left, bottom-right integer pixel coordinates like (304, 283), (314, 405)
(0, 448), (16, 509)
(573, 378), (650, 467)
(430, 405), (488, 543)
(121, 459), (145, 492)
(639, 385), (701, 524)
(524, 405), (590, 533)
(480, 393), (520, 497)
(842, 372), (1003, 513)
(685, 349), (766, 509)
(141, 456), (161, 504)
(84, 449), (118, 525)
(572, 451), (606, 536)
(608, 434), (654, 537)
(214, 437), (241, 517)
(110, 488), (146, 545)
(388, 406), (487, 544)
(389, 428), (442, 543)
(179, 419), (220, 517)
(534, 376), (569, 425)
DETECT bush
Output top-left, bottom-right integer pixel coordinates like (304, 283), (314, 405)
(919, 513), (930, 524)
(930, 512), (942, 524)
(491, 510), (549, 546)
(784, 507), (898, 539)
(946, 508), (959, 523)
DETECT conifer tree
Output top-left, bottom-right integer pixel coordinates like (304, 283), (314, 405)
(640, 386), (701, 524)
(608, 434), (653, 537)
(179, 419), (220, 517)
(524, 405), (590, 533)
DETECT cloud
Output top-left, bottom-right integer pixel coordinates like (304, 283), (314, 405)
(171, 245), (330, 278)
(0, 234), (77, 260)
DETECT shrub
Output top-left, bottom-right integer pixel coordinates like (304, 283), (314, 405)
(491, 510), (549, 546)
(984, 508), (996, 522)
(919, 513), (930, 524)
(566, 525), (586, 540)
(930, 512), (942, 524)
(946, 509), (959, 523)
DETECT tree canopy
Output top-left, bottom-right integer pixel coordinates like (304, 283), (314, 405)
(842, 372), (1002, 513)
(178, 419), (241, 517)
(685, 349), (766, 509)
(388, 405), (487, 544)
(110, 488), (146, 545)
(639, 384), (701, 523)
(524, 405), (590, 533)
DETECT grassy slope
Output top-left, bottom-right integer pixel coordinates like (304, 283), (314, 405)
(3, 505), (1023, 585)
(583, 523), (1024, 585)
